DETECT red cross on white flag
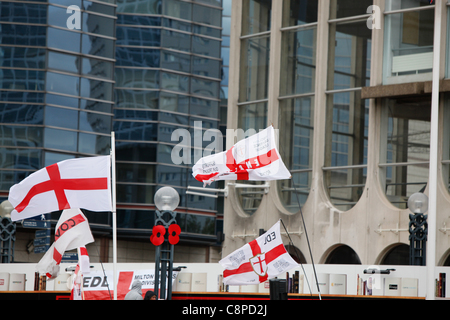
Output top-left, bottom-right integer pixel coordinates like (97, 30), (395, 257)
(192, 126), (291, 185)
(8, 156), (112, 222)
(70, 247), (90, 300)
(219, 221), (299, 286)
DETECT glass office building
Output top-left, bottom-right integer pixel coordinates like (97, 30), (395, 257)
(223, 0), (450, 267)
(0, 0), (223, 263)
(113, 0), (223, 243)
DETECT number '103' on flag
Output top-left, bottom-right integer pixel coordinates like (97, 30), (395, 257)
(219, 221), (299, 286)
(8, 156), (112, 222)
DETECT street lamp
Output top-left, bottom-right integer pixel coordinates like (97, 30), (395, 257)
(151, 187), (180, 300)
(154, 187), (180, 212)
(0, 200), (15, 263)
(407, 193), (429, 266)
(408, 192), (429, 215)
(0, 200), (13, 219)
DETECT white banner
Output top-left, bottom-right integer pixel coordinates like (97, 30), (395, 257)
(75, 269), (178, 300)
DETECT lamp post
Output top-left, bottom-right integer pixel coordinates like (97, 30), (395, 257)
(151, 187), (180, 300)
(407, 193), (429, 266)
(0, 200), (15, 263)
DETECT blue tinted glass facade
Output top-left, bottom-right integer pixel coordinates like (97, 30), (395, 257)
(0, 0), (223, 245)
(114, 0), (222, 240)
(0, 1), (115, 175)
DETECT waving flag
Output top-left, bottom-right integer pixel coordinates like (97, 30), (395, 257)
(78, 246), (90, 275)
(36, 208), (94, 279)
(71, 246), (90, 300)
(71, 264), (83, 300)
(9, 156), (112, 222)
(219, 221), (299, 286)
(191, 151), (229, 184)
(192, 126), (291, 185)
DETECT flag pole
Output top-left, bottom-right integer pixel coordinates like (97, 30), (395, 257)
(111, 132), (118, 300)
(276, 128), (322, 300)
(279, 219), (313, 297)
(426, 0), (442, 300)
(292, 180), (321, 300)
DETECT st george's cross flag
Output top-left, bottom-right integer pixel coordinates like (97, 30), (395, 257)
(219, 221), (299, 286)
(71, 264), (83, 300)
(78, 246), (91, 275)
(71, 246), (90, 300)
(192, 126), (291, 186)
(36, 208), (94, 279)
(9, 156), (112, 222)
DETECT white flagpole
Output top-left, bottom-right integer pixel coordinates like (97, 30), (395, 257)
(426, 0), (442, 300)
(111, 132), (118, 300)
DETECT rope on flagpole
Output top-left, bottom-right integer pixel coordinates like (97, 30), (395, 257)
(289, 179), (322, 301)
(276, 127), (322, 300)
(93, 243), (112, 300)
(279, 219), (313, 298)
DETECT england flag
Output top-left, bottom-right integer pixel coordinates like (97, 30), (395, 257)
(192, 126), (291, 186)
(219, 221), (299, 286)
(36, 208), (94, 279)
(9, 156), (112, 222)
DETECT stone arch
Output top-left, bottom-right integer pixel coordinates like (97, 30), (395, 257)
(376, 243), (410, 265)
(321, 244), (362, 264)
(286, 244), (307, 264)
(438, 248), (450, 266)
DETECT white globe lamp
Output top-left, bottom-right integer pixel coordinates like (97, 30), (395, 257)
(0, 200), (13, 219)
(154, 187), (180, 211)
(407, 192), (429, 214)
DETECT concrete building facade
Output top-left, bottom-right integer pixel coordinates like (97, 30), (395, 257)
(222, 0), (450, 267)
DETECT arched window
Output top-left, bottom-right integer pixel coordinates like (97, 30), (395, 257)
(442, 94), (450, 194)
(277, 0), (318, 213)
(379, 97), (430, 209)
(324, 245), (361, 264)
(235, 104), (267, 216)
(440, 250), (450, 266)
(324, 0), (372, 211)
(380, 244), (410, 265)
(235, 0), (272, 216)
(286, 245), (307, 264)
